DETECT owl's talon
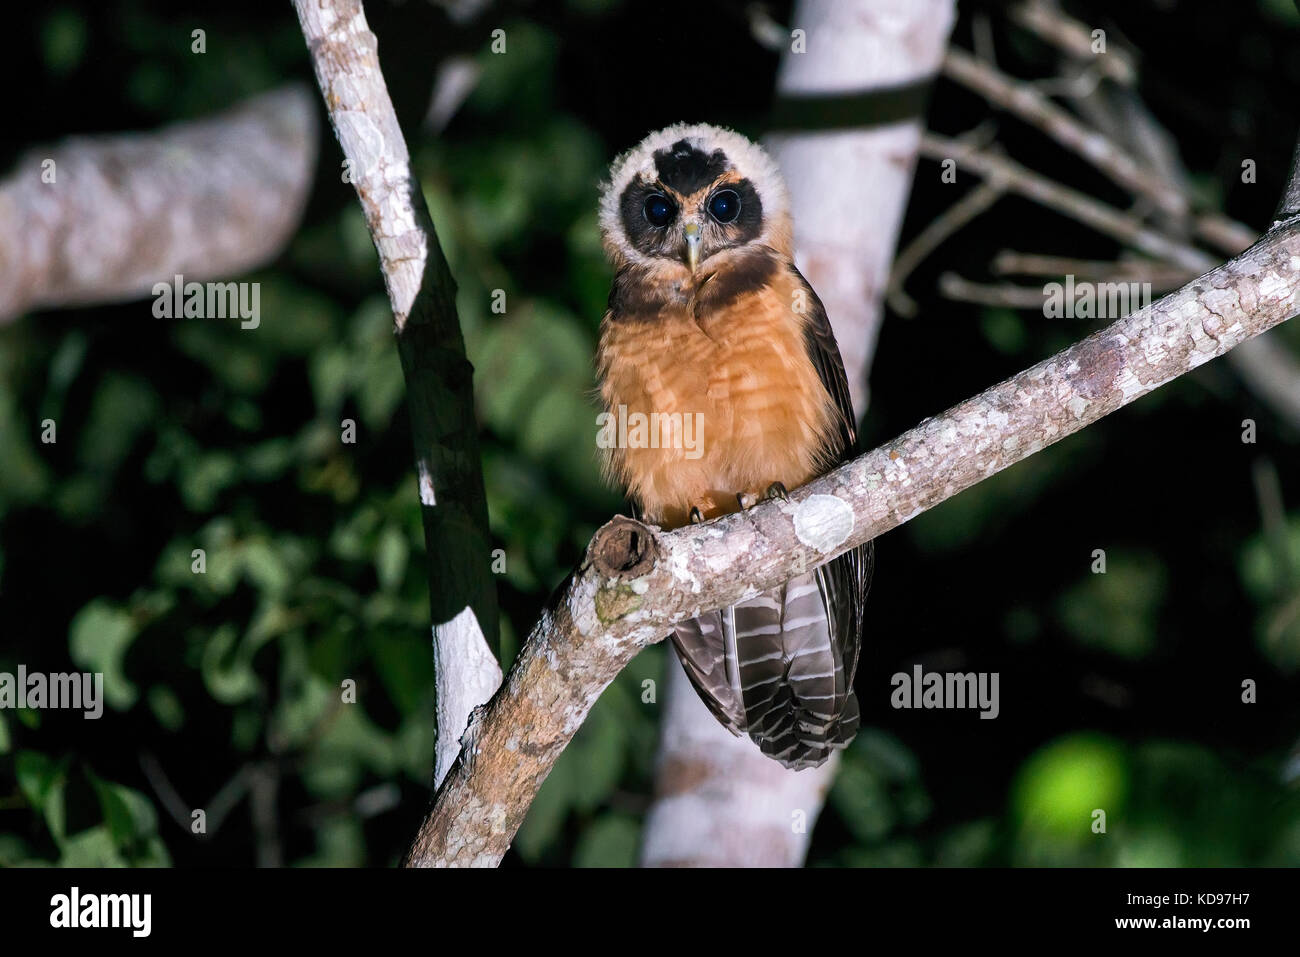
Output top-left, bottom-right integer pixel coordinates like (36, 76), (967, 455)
(736, 491), (757, 511)
(689, 506), (704, 525)
(763, 481), (789, 503)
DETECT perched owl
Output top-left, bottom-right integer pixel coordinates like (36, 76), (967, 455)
(595, 123), (873, 770)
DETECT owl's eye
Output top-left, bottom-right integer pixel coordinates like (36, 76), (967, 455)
(708, 189), (741, 224)
(643, 194), (674, 227)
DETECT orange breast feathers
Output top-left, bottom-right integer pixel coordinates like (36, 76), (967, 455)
(596, 246), (842, 530)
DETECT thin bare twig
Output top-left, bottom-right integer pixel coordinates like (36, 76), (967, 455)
(889, 179), (1005, 318)
(938, 273), (1054, 309)
(942, 46), (1257, 260)
(920, 132), (1213, 273)
(1007, 0), (1136, 86)
(942, 48), (1184, 217)
(991, 251), (1197, 289)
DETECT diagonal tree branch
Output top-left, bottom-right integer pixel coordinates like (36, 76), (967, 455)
(940, 45), (1257, 259)
(919, 132), (1208, 272)
(1008, 0), (1137, 86)
(941, 47), (1188, 219)
(409, 216), (1300, 866)
(292, 0), (502, 791)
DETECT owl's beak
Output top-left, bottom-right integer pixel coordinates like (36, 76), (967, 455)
(683, 222), (701, 273)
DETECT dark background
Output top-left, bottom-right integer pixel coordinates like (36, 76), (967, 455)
(0, 0), (1297, 867)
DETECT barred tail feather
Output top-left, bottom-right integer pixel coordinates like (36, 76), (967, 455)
(670, 550), (868, 771)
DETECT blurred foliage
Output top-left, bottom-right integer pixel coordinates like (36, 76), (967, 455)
(1, 0), (1299, 867)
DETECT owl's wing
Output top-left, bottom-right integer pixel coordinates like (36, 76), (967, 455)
(793, 264), (858, 458)
(791, 263), (873, 686)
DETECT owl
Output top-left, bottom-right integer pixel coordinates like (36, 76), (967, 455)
(595, 123), (873, 770)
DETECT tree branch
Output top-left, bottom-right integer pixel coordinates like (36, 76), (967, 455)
(940, 45), (1255, 260)
(292, 0), (501, 791)
(928, 59), (1300, 432)
(919, 132), (1209, 272)
(0, 86), (316, 323)
(941, 47), (1185, 218)
(889, 178), (1005, 318)
(1007, 0), (1137, 86)
(937, 272), (1060, 308)
(990, 251), (1196, 287)
(409, 219), (1300, 866)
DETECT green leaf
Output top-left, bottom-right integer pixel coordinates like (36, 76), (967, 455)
(980, 308), (1028, 355)
(356, 348), (405, 430)
(371, 633), (430, 716)
(573, 814), (639, 867)
(1013, 734), (1126, 841)
(87, 768), (160, 852)
(240, 540), (293, 598)
(58, 827), (125, 867)
(1239, 516), (1300, 600)
(299, 818), (365, 868)
(69, 600), (139, 710)
(201, 623), (259, 704)
(375, 525), (409, 592)
(316, 705), (401, 779)
(0, 387), (52, 504)
(16, 750), (70, 841)
(41, 7), (88, 75)
(244, 438), (295, 481)
(1259, 0), (1300, 25)
(309, 346), (353, 416)
(830, 760), (894, 843)
(936, 820), (997, 866)
(1057, 552), (1166, 660)
(79, 373), (159, 474)
(272, 672), (332, 751)
(179, 451), (239, 512)
(0, 834), (32, 866)
(854, 729), (921, 782)
(147, 685), (185, 732)
(513, 760), (572, 863)
(567, 698), (625, 812)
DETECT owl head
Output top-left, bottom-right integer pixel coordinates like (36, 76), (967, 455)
(598, 123), (792, 273)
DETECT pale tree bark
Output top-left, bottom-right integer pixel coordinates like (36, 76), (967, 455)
(292, 0), (501, 792)
(767, 0), (956, 412)
(0, 86), (317, 323)
(410, 217), (1300, 865)
(640, 0), (957, 870)
(640, 663), (838, 867)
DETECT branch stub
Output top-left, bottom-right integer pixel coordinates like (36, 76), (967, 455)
(590, 516), (659, 579)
